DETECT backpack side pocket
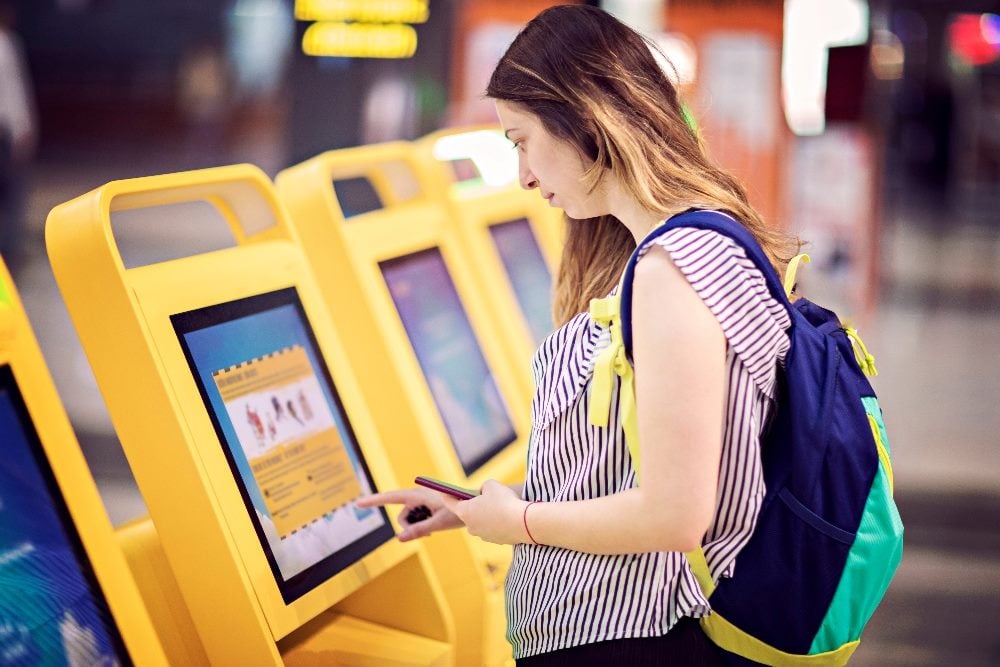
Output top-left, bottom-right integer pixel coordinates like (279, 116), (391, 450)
(807, 397), (904, 653)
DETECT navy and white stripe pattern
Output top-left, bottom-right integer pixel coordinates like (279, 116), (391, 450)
(506, 227), (790, 658)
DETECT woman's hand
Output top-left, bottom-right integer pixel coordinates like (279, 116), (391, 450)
(355, 487), (464, 542)
(440, 480), (529, 545)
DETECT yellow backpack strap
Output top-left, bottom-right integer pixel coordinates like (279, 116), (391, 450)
(617, 361), (639, 472)
(782, 251), (877, 377)
(588, 264), (641, 476)
(700, 614), (859, 666)
(588, 295), (641, 474)
(587, 294), (619, 430)
(685, 547), (716, 598)
(783, 253), (811, 298)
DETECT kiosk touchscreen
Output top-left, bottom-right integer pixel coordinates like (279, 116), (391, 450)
(277, 144), (530, 666)
(172, 287), (393, 602)
(46, 166), (454, 666)
(486, 217), (554, 348)
(0, 259), (167, 666)
(379, 249), (517, 475)
(415, 127), (563, 395)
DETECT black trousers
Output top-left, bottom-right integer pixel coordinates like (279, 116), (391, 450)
(516, 617), (731, 666)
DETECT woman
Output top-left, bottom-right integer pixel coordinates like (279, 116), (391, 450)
(357, 5), (797, 664)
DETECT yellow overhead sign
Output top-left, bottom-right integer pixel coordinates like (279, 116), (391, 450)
(296, 0), (426, 58)
(303, 21), (418, 58)
(296, 0), (429, 23)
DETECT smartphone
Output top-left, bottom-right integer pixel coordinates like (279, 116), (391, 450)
(414, 476), (480, 500)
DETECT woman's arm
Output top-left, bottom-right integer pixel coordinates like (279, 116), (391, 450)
(447, 246), (726, 553)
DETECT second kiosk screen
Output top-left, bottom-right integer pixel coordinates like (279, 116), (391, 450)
(380, 248), (517, 475)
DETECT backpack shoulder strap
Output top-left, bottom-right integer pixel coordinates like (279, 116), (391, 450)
(587, 209), (791, 474)
(619, 209), (792, 360)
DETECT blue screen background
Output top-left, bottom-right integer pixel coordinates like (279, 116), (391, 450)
(0, 385), (124, 666)
(489, 219), (554, 347)
(381, 249), (517, 473)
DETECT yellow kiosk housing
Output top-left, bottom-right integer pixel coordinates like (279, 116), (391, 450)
(0, 257), (168, 666)
(276, 143), (531, 667)
(46, 165), (454, 666)
(416, 127), (563, 396)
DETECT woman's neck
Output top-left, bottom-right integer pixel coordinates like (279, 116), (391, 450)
(605, 184), (667, 244)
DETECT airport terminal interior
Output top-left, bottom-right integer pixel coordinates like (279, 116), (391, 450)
(2, 0), (999, 665)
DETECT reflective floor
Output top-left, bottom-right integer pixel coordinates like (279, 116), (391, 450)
(10, 161), (1000, 665)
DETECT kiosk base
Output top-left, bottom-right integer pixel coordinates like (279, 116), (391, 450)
(280, 613), (452, 666)
(117, 517), (210, 666)
(119, 516), (455, 666)
(444, 578), (511, 667)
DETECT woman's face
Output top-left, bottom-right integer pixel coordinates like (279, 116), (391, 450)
(495, 100), (609, 219)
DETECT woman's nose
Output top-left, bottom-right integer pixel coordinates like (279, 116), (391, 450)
(518, 161), (538, 190)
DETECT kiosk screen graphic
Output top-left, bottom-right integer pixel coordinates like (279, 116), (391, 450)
(0, 365), (130, 666)
(380, 248), (517, 475)
(172, 288), (393, 603)
(488, 218), (554, 346)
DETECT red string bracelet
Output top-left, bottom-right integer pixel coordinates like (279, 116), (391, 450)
(523, 500), (541, 545)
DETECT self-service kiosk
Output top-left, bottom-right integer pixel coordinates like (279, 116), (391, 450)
(46, 165), (455, 666)
(277, 144), (530, 666)
(0, 257), (168, 666)
(415, 126), (564, 393)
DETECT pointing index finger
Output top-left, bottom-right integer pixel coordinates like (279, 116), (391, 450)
(355, 489), (418, 508)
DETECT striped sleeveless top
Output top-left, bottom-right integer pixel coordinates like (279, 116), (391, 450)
(505, 227), (791, 659)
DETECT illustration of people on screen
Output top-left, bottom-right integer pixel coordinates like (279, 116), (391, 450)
(297, 388), (313, 422)
(286, 399), (303, 425)
(245, 404), (265, 448)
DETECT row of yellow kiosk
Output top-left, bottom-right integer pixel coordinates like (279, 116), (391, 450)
(0, 128), (564, 665)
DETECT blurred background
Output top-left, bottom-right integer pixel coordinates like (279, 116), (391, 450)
(1, 0), (998, 663)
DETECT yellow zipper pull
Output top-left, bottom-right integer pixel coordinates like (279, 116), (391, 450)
(845, 326), (878, 377)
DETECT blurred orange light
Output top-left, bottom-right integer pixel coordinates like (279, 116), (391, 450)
(871, 30), (904, 81)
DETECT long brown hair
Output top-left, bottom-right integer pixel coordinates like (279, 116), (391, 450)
(487, 5), (798, 325)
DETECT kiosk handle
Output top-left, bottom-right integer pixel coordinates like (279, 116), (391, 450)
(414, 125), (516, 189)
(310, 141), (436, 209)
(46, 164), (292, 278)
